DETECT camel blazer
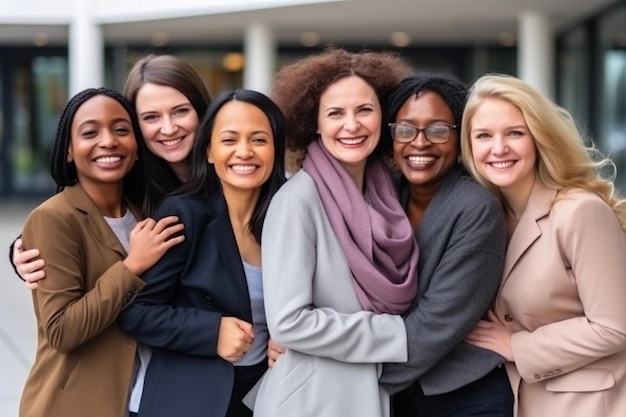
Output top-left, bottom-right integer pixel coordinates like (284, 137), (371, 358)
(19, 184), (146, 417)
(247, 171), (407, 417)
(495, 181), (626, 417)
(118, 194), (255, 417)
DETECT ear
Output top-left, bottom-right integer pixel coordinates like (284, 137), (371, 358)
(67, 147), (73, 163)
(207, 148), (214, 164)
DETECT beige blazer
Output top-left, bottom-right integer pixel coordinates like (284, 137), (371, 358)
(19, 184), (145, 417)
(494, 180), (626, 417)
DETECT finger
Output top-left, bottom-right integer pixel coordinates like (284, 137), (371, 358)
(24, 270), (46, 284)
(25, 281), (38, 290)
(22, 259), (45, 274)
(237, 321), (254, 338)
(153, 216), (180, 234)
(487, 310), (499, 323)
(14, 238), (24, 251)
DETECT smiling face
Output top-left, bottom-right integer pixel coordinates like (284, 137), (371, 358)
(469, 97), (537, 198)
(208, 100), (275, 194)
(393, 90), (459, 192)
(135, 82), (199, 178)
(68, 94), (137, 193)
(317, 75), (381, 181)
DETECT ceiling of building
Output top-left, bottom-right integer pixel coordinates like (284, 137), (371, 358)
(0, 0), (619, 48)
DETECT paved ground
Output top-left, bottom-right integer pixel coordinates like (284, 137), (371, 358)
(0, 200), (39, 417)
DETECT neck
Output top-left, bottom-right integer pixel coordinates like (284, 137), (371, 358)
(500, 175), (536, 220)
(81, 182), (125, 218)
(222, 185), (261, 233)
(406, 185), (436, 231)
(169, 160), (190, 182)
(342, 161), (367, 194)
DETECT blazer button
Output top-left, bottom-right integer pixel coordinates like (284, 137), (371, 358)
(504, 314), (513, 322)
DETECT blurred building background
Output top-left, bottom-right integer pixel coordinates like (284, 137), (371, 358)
(0, 0), (625, 198)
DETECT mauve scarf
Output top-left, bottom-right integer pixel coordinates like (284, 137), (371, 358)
(302, 140), (419, 314)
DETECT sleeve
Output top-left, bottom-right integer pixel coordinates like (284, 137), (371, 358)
(262, 181), (407, 364)
(22, 206), (144, 354)
(512, 195), (626, 382)
(380, 193), (507, 393)
(118, 198), (222, 357)
(8, 234), (24, 281)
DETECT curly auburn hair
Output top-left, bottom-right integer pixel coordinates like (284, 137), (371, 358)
(271, 47), (411, 164)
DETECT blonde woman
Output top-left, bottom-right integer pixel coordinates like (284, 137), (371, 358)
(462, 73), (626, 417)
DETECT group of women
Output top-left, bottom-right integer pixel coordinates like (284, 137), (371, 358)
(10, 46), (626, 417)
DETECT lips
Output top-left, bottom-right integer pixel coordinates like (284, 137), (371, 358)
(160, 137), (184, 147)
(230, 164), (258, 173)
(404, 154), (436, 169)
(489, 160), (515, 169)
(94, 155), (123, 164)
(338, 136), (366, 146)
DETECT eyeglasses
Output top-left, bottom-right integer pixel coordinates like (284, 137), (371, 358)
(388, 123), (457, 144)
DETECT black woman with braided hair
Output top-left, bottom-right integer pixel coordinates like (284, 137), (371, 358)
(18, 87), (184, 417)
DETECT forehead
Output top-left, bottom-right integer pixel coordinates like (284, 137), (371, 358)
(319, 75), (378, 105)
(135, 82), (190, 111)
(397, 90), (454, 120)
(214, 100), (270, 128)
(72, 95), (130, 127)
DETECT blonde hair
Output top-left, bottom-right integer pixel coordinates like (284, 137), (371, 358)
(460, 73), (626, 234)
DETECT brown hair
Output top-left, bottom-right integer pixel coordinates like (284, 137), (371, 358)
(271, 47), (411, 164)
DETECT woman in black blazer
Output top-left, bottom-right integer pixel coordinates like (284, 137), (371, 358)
(118, 89), (286, 417)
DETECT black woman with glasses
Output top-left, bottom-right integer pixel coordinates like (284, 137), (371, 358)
(379, 74), (514, 417)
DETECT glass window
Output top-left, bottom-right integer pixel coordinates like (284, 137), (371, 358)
(596, 6), (626, 192)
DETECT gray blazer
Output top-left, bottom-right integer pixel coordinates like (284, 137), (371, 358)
(380, 165), (507, 395)
(248, 170), (407, 417)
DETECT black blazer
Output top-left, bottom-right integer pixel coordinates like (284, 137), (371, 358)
(119, 194), (253, 417)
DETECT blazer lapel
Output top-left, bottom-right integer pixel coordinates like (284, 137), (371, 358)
(501, 181), (557, 283)
(205, 196), (252, 319)
(65, 184), (128, 258)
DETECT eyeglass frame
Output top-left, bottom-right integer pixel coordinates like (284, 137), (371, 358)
(388, 122), (458, 144)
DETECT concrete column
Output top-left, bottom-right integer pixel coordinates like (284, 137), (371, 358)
(518, 11), (554, 98)
(243, 23), (276, 94)
(69, 0), (104, 95)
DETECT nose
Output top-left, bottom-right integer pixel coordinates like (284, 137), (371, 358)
(160, 116), (178, 135)
(235, 141), (253, 158)
(490, 136), (508, 155)
(342, 115), (360, 132)
(99, 130), (118, 148)
(410, 129), (431, 148)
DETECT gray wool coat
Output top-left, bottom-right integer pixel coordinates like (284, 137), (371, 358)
(380, 165), (507, 396)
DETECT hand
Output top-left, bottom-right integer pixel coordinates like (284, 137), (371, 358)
(13, 238), (46, 289)
(217, 317), (254, 363)
(267, 337), (286, 368)
(465, 310), (514, 361)
(123, 216), (185, 276)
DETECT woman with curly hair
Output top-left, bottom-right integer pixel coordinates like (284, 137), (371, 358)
(247, 47), (420, 417)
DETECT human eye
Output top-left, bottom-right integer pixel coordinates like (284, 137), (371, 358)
(509, 130), (525, 138)
(472, 131), (490, 140)
(141, 114), (158, 123)
(252, 136), (269, 145)
(426, 125), (450, 139)
(174, 107), (191, 117)
(327, 109), (343, 118)
(394, 124), (416, 140)
(358, 106), (374, 114)
(114, 125), (132, 136)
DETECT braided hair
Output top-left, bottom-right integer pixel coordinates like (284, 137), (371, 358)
(49, 87), (146, 210)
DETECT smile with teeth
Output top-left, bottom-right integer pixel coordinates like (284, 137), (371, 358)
(160, 138), (183, 146)
(94, 156), (122, 164)
(490, 161), (515, 169)
(407, 155), (435, 164)
(230, 164), (257, 173)
(338, 137), (366, 145)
